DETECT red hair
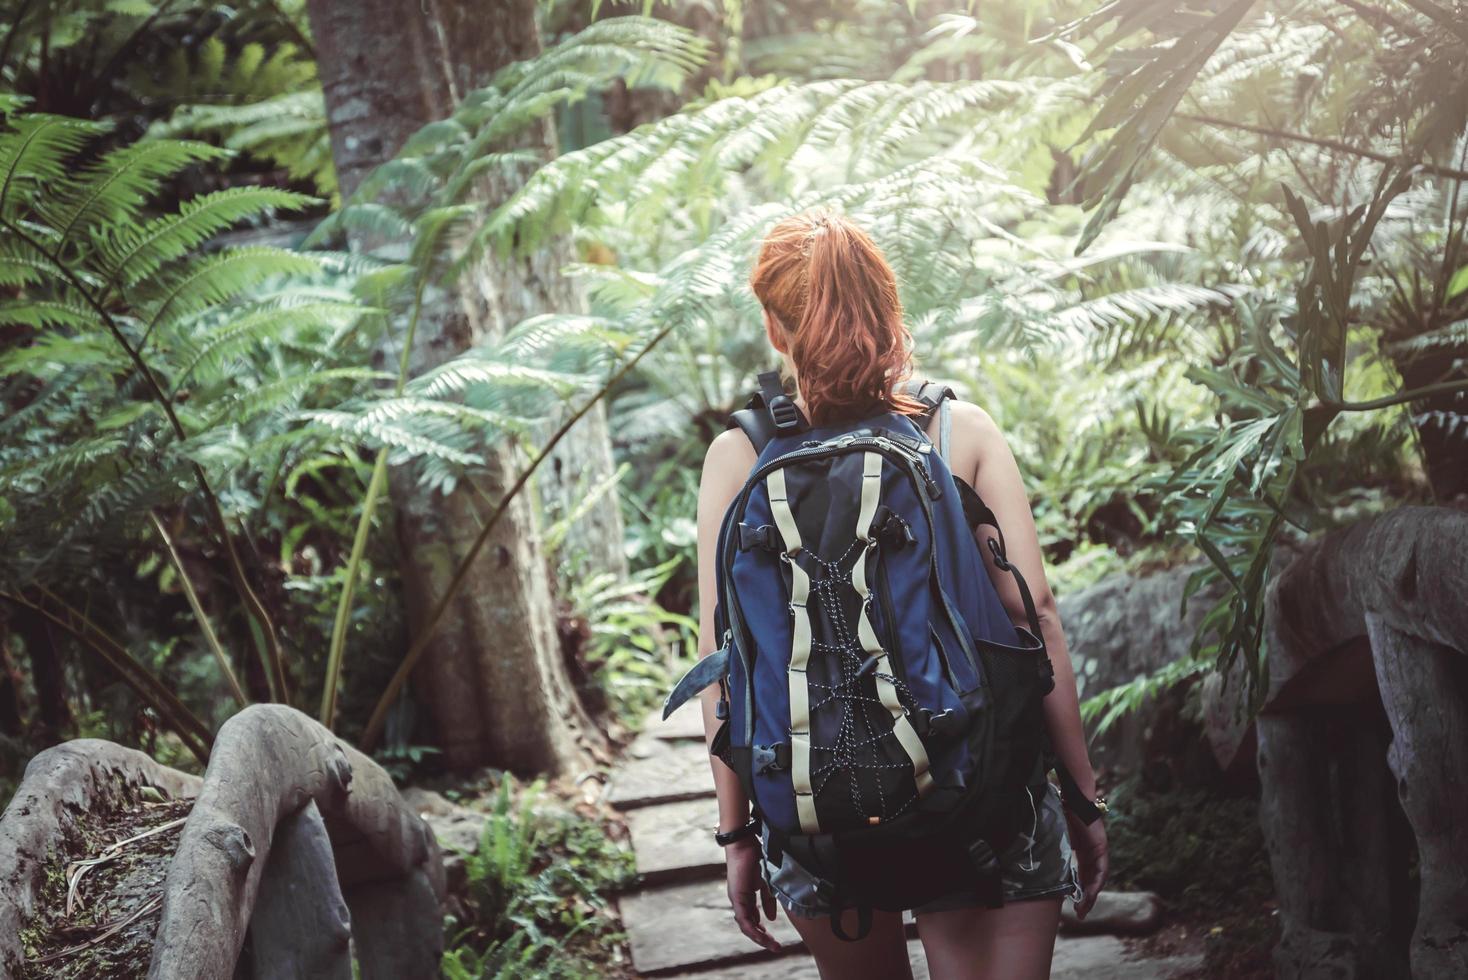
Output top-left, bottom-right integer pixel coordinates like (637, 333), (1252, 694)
(750, 209), (923, 425)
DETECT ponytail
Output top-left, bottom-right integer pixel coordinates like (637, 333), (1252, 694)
(750, 210), (923, 425)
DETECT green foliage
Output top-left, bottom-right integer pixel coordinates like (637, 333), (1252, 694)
(1107, 776), (1274, 916)
(1057, 0), (1468, 708)
(148, 37), (332, 196)
(1080, 653), (1207, 739)
(567, 558), (698, 726)
(441, 777), (634, 979)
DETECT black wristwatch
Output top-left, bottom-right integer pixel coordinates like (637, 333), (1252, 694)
(714, 816), (760, 846)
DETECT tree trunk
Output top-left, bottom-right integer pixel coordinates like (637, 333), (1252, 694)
(14, 607), (70, 741)
(307, 0), (619, 774)
(0, 623), (23, 737)
(1255, 505), (1468, 978)
(0, 709), (443, 977)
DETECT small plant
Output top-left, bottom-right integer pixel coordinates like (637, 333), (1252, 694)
(442, 776), (634, 979)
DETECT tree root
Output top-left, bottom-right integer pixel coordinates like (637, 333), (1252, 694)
(0, 739), (200, 974)
(149, 704), (444, 979)
(0, 706), (444, 979)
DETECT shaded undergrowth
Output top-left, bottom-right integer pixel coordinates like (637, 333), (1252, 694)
(1104, 776), (1276, 978)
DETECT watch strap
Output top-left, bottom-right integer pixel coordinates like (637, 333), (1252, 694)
(714, 816), (760, 846)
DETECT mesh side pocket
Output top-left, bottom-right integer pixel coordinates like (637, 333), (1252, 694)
(979, 643), (1049, 788)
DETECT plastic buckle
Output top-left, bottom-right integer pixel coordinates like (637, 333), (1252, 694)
(753, 742), (792, 774)
(767, 394), (802, 432)
(737, 523), (777, 552)
(918, 707), (961, 739)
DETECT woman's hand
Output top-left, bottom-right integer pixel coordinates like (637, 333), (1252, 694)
(725, 837), (781, 952)
(1065, 809), (1109, 920)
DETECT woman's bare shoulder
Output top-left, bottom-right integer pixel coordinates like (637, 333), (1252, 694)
(935, 398), (1009, 483)
(701, 427), (758, 487)
(946, 398), (1001, 437)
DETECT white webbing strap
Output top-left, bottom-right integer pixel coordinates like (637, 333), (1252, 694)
(767, 468), (820, 833)
(767, 468), (802, 556)
(852, 452), (935, 797)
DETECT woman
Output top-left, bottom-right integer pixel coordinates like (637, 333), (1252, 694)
(693, 210), (1109, 979)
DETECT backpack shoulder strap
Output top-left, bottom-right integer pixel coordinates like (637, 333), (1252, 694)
(901, 378), (957, 464)
(728, 370), (807, 454)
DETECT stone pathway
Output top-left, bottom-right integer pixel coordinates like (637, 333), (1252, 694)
(606, 704), (1204, 978)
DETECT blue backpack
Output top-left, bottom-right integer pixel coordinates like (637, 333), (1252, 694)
(664, 373), (1100, 937)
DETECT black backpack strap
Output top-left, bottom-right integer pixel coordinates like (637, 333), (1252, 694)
(728, 370), (806, 454)
(901, 378), (956, 462)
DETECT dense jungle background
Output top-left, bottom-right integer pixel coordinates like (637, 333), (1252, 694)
(0, 0), (1465, 977)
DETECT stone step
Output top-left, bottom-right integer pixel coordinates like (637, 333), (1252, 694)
(622, 875), (1186, 976)
(643, 702), (705, 741)
(619, 877), (805, 975)
(606, 739), (716, 811)
(662, 934), (1202, 979)
(626, 797), (724, 884)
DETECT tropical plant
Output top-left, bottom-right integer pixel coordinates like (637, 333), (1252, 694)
(0, 0), (314, 129)
(0, 16), (712, 758)
(565, 557), (698, 725)
(0, 94), (364, 758)
(1057, 0), (1468, 708)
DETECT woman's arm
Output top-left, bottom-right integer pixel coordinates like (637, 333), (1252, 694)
(948, 401), (1096, 798)
(696, 428), (758, 827)
(695, 427), (781, 950)
(948, 401), (1108, 914)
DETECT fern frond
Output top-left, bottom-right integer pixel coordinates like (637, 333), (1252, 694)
(201, 367), (386, 428)
(298, 409), (484, 466)
(171, 300), (365, 385)
(41, 140), (229, 248)
(405, 357), (584, 402)
(139, 246), (322, 331)
(0, 298), (101, 331)
(0, 247), (63, 287)
(0, 115), (108, 217)
(100, 186), (317, 287)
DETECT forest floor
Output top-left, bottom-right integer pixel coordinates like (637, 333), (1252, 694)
(18, 795), (189, 979)
(601, 705), (1209, 978)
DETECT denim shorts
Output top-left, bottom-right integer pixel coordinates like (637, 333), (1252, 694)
(759, 781), (1084, 918)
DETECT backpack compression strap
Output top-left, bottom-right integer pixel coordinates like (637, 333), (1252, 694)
(728, 370), (806, 453)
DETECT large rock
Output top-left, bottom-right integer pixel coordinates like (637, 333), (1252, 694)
(1058, 563), (1229, 778)
(400, 788), (486, 894)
